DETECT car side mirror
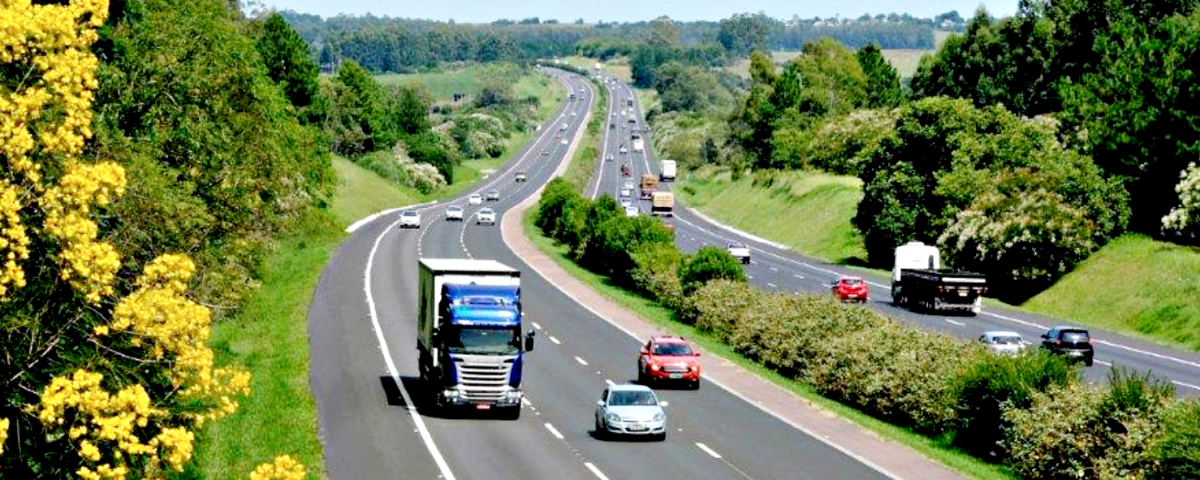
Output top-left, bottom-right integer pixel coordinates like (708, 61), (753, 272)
(640, 348), (649, 355)
(525, 332), (535, 352)
(694, 352), (701, 357)
(596, 400), (605, 407)
(659, 401), (669, 408)
(1040, 334), (1049, 339)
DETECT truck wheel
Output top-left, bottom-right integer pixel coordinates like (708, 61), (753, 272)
(1085, 358), (1094, 367)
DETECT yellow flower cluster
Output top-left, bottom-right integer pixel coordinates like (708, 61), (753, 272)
(248, 455), (308, 480)
(110, 255), (251, 422)
(0, 417), (9, 455)
(0, 182), (30, 297)
(41, 161), (127, 303)
(0, 0), (112, 303)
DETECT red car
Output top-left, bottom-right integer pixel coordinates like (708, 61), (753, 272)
(831, 276), (869, 303)
(637, 336), (702, 389)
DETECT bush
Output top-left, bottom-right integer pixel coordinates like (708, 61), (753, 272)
(1151, 400), (1200, 479)
(583, 216), (675, 286)
(678, 246), (747, 295)
(536, 178), (579, 237)
(686, 280), (765, 330)
(629, 240), (685, 309)
(950, 350), (1078, 459)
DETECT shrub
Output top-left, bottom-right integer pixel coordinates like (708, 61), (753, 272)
(686, 280), (764, 331)
(584, 216), (675, 286)
(535, 178), (578, 237)
(950, 350), (1078, 459)
(1151, 400), (1200, 479)
(678, 246), (747, 295)
(629, 242), (684, 310)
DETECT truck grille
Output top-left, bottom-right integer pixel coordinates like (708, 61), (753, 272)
(457, 362), (512, 401)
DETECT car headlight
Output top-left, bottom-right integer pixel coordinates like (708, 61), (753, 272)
(652, 412), (664, 422)
(649, 363), (660, 371)
(605, 413), (620, 423)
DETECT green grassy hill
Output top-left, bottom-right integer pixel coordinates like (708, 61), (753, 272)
(676, 167), (867, 264)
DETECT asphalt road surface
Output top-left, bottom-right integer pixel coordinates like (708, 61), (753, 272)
(310, 69), (893, 480)
(585, 74), (1200, 395)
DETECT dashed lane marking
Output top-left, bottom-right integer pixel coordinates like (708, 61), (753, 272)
(696, 443), (723, 459)
(544, 423), (565, 440)
(944, 319), (965, 327)
(550, 336), (562, 345)
(575, 356), (589, 366)
(584, 463), (611, 480)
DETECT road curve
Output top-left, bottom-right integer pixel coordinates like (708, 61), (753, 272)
(310, 69), (896, 480)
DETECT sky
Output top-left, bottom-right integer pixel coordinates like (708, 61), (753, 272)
(262, 0), (1017, 23)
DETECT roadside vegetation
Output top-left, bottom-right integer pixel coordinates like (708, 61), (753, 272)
(531, 176), (1200, 479)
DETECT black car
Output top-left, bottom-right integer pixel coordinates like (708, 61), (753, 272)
(1040, 326), (1094, 366)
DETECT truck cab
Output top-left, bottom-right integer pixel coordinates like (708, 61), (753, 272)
(418, 259), (533, 419)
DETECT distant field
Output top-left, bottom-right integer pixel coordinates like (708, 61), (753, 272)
(676, 167), (867, 264)
(376, 64), (523, 101)
(557, 55), (634, 83)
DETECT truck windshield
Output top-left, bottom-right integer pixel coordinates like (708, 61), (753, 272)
(446, 326), (520, 355)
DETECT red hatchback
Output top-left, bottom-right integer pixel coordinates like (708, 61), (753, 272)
(831, 276), (869, 303)
(637, 336), (702, 389)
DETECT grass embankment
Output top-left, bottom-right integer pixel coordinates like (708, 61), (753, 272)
(1023, 235), (1200, 351)
(520, 204), (1014, 480)
(565, 78), (605, 190)
(676, 166), (867, 264)
(197, 70), (565, 478)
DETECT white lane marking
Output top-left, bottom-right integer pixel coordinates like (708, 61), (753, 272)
(550, 336), (562, 345)
(605, 379), (616, 386)
(532, 322), (542, 330)
(584, 462), (611, 480)
(575, 356), (589, 366)
(676, 212), (1200, 375)
(508, 220), (906, 480)
(793, 274), (804, 279)
(944, 319), (965, 327)
(522, 397), (533, 406)
(696, 442), (723, 459)
(1095, 360), (1114, 367)
(1173, 380), (1200, 391)
(364, 214), (457, 480)
(544, 423), (565, 440)
(767, 283), (777, 289)
(769, 267), (778, 272)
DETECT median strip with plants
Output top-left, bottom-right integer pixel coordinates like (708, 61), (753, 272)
(534, 177), (1200, 480)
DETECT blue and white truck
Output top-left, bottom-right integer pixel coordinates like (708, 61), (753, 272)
(417, 258), (534, 419)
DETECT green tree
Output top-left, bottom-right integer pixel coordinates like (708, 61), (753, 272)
(718, 13), (774, 58)
(855, 42), (904, 108)
(748, 49), (777, 85)
(679, 246), (747, 294)
(256, 12), (320, 110)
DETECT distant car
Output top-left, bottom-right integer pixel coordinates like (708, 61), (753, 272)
(979, 331), (1026, 356)
(398, 210), (421, 229)
(619, 146), (628, 154)
(468, 194), (483, 205)
(830, 276), (869, 303)
(606, 154), (614, 162)
(620, 199), (633, 208)
(622, 181), (634, 191)
(445, 205), (464, 221)
(624, 206), (639, 217)
(561, 139), (569, 145)
(560, 123), (568, 131)
(486, 189), (501, 201)
(515, 171), (528, 182)
(610, 123), (615, 129)
(476, 208), (497, 225)
(727, 242), (750, 264)
(620, 188), (632, 198)
(594, 384), (667, 440)
(542, 150), (551, 156)
(1041, 326), (1095, 366)
(637, 336), (701, 389)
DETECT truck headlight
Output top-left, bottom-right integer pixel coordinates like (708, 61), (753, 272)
(502, 388), (522, 401)
(443, 388), (463, 399)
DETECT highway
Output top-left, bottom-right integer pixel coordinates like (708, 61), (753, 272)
(587, 74), (1200, 394)
(310, 69), (893, 480)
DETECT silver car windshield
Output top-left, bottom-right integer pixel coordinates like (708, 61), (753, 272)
(992, 336), (1021, 345)
(609, 391), (657, 406)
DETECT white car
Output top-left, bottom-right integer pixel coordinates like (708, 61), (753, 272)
(561, 139), (569, 145)
(476, 208), (497, 225)
(620, 199), (633, 208)
(979, 331), (1026, 356)
(445, 205), (464, 221)
(619, 146), (628, 154)
(486, 189), (501, 201)
(595, 384), (667, 440)
(468, 194), (483, 205)
(622, 181), (634, 190)
(624, 206), (639, 217)
(727, 242), (751, 264)
(399, 210), (421, 229)
(620, 188), (632, 198)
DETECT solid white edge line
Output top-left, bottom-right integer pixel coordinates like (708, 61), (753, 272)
(544, 422), (565, 440)
(584, 462), (611, 480)
(364, 209), (456, 480)
(1173, 380), (1200, 391)
(679, 208), (1200, 374)
(346, 200), (438, 233)
(575, 356), (589, 366)
(695, 442), (723, 459)
(507, 215), (906, 480)
(944, 319), (966, 327)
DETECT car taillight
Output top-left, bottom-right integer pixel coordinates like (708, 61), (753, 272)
(1053, 340), (1061, 345)
(1088, 339), (1095, 346)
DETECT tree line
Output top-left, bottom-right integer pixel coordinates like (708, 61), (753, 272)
(280, 10), (948, 74)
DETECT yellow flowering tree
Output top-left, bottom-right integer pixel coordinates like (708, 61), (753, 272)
(0, 1), (303, 478)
